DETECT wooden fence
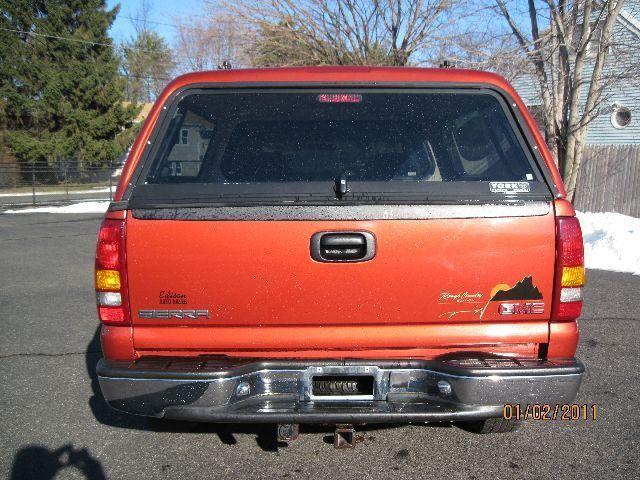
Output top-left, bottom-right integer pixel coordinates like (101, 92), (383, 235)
(573, 145), (640, 217)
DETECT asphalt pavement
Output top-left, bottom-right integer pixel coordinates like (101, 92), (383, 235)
(0, 212), (638, 480)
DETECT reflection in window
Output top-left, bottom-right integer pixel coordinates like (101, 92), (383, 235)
(146, 92), (535, 185)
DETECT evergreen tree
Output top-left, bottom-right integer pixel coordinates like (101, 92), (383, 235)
(0, 0), (138, 170)
(122, 29), (174, 103)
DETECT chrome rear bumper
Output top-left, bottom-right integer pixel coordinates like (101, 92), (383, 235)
(97, 357), (584, 423)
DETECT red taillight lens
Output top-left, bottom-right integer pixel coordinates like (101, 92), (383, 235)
(95, 219), (130, 326)
(98, 306), (126, 323)
(555, 300), (583, 320)
(556, 217), (584, 266)
(96, 222), (122, 270)
(551, 216), (585, 321)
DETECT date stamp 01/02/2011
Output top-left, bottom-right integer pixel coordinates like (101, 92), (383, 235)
(503, 404), (598, 421)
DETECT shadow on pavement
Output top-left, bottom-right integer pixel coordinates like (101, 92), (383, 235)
(85, 325), (148, 430)
(10, 444), (106, 480)
(182, 422), (435, 452)
(86, 324), (288, 449)
(85, 324), (452, 451)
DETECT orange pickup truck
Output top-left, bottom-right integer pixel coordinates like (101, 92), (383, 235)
(95, 67), (585, 441)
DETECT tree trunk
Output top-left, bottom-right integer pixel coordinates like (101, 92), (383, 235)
(555, 137), (567, 177)
(564, 132), (587, 201)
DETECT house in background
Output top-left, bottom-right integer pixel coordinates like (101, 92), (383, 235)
(513, 0), (640, 216)
(111, 102), (156, 179)
(165, 110), (215, 178)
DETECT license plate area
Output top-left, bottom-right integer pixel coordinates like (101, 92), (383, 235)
(301, 366), (386, 401)
(312, 375), (374, 398)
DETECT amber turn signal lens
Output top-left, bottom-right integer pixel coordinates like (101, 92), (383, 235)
(95, 269), (121, 290)
(561, 266), (585, 287)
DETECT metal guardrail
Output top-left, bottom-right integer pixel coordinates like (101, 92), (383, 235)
(0, 165), (121, 208)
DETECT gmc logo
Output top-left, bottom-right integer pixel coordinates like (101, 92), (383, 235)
(138, 309), (209, 319)
(498, 302), (545, 315)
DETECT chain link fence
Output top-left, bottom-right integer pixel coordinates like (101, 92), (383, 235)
(0, 163), (121, 209)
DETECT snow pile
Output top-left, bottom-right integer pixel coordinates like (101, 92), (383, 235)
(4, 201), (110, 214)
(576, 211), (640, 275)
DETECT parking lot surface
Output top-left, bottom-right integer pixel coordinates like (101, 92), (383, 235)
(1, 212), (638, 479)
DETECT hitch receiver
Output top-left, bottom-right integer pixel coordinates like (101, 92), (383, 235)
(334, 424), (356, 449)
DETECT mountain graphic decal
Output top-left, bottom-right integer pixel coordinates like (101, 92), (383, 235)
(490, 276), (543, 301)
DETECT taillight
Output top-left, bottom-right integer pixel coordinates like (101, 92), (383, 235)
(95, 219), (130, 325)
(551, 216), (585, 321)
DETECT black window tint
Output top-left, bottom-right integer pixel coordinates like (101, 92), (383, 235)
(145, 91), (537, 186)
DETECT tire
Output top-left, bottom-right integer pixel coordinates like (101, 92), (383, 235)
(456, 417), (523, 434)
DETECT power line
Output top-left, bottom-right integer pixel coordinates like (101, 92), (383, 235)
(0, 25), (180, 61)
(119, 15), (180, 29)
(0, 26), (115, 48)
(119, 15), (224, 32)
(0, 27), (195, 70)
(1, 25), (223, 83)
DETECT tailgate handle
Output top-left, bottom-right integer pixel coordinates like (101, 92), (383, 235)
(310, 231), (376, 262)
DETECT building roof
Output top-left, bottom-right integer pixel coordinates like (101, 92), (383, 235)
(122, 102), (154, 123)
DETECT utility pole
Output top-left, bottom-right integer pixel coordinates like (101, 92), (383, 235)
(31, 164), (36, 206)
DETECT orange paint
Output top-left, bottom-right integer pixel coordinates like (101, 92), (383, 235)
(98, 67), (580, 363)
(548, 321), (580, 359)
(133, 322), (548, 353)
(126, 215), (555, 320)
(100, 325), (135, 361)
(554, 198), (576, 217)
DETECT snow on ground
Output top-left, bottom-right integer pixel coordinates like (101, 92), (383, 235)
(3, 201), (110, 214)
(577, 211), (640, 276)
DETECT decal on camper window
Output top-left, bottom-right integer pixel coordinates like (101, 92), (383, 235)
(489, 182), (530, 194)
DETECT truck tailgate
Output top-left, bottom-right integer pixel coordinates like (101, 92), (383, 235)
(120, 87), (558, 356)
(126, 205), (555, 353)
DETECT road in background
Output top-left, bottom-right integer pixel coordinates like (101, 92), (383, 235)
(0, 188), (113, 208)
(0, 212), (638, 479)
(0, 165), (119, 209)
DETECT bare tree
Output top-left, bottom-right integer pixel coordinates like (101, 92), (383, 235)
(436, 31), (529, 81)
(488, 0), (632, 200)
(174, 14), (251, 72)
(121, 1), (175, 102)
(233, 0), (452, 67)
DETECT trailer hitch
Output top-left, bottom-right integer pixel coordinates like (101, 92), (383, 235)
(276, 423), (364, 448)
(334, 424), (362, 449)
